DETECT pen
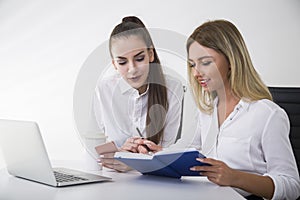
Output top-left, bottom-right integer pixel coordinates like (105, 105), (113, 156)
(136, 127), (151, 152)
(136, 127), (143, 138)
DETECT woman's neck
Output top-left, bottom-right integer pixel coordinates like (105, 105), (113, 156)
(137, 84), (148, 95)
(217, 88), (238, 104)
(216, 86), (240, 126)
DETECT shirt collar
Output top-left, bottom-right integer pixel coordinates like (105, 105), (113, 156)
(237, 98), (251, 111)
(213, 97), (250, 111)
(119, 77), (132, 94)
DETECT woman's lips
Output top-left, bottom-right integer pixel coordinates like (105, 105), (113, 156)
(128, 75), (141, 82)
(199, 78), (210, 87)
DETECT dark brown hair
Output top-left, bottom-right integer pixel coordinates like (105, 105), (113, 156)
(109, 16), (168, 144)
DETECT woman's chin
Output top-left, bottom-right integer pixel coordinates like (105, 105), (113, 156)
(129, 82), (141, 89)
(129, 80), (147, 89)
(203, 86), (216, 93)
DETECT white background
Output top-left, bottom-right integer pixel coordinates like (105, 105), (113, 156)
(0, 0), (300, 168)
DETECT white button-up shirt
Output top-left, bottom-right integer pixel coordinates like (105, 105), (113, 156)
(93, 73), (184, 148)
(175, 98), (300, 200)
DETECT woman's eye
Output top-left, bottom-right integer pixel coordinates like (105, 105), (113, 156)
(136, 56), (145, 62)
(188, 62), (195, 68)
(117, 60), (127, 65)
(202, 61), (212, 66)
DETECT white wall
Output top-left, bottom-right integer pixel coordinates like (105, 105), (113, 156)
(0, 0), (299, 168)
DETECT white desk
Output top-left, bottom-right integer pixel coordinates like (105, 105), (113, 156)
(0, 160), (245, 200)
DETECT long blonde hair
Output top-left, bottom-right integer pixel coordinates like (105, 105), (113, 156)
(186, 19), (272, 113)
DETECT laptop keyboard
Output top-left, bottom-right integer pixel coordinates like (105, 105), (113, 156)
(54, 171), (88, 183)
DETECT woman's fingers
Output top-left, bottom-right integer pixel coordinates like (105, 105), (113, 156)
(121, 137), (142, 152)
(101, 158), (131, 172)
(196, 157), (221, 165)
(101, 152), (115, 158)
(121, 138), (162, 153)
(190, 158), (224, 173)
(121, 143), (138, 153)
(143, 140), (162, 152)
(137, 144), (153, 154)
(100, 157), (115, 166)
(190, 157), (236, 186)
(190, 164), (219, 172)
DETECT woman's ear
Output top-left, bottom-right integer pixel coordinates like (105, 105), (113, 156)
(112, 60), (117, 70)
(148, 47), (155, 63)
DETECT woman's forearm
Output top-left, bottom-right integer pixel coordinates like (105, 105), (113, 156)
(232, 170), (275, 199)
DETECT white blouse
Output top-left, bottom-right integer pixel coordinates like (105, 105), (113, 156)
(175, 98), (300, 200)
(93, 73), (184, 148)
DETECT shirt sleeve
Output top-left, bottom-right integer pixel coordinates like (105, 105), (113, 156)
(160, 79), (184, 147)
(261, 108), (300, 200)
(93, 84), (106, 134)
(167, 86), (202, 150)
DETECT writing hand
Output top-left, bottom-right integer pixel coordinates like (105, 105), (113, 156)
(120, 137), (144, 153)
(142, 140), (163, 153)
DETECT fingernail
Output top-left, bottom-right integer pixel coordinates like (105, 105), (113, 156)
(190, 167), (195, 171)
(197, 158), (204, 162)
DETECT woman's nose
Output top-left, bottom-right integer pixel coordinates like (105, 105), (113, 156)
(127, 61), (136, 73)
(192, 66), (204, 77)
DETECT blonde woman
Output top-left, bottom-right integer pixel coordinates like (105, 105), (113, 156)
(140, 20), (300, 199)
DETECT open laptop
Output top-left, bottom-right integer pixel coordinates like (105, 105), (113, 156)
(0, 119), (112, 187)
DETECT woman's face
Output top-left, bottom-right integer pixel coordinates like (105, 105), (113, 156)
(188, 41), (230, 93)
(111, 35), (154, 94)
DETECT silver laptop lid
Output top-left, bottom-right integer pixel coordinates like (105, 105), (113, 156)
(0, 119), (57, 186)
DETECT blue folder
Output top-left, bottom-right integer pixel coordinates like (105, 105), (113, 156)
(114, 149), (208, 178)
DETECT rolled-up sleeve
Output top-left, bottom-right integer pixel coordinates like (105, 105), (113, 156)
(262, 108), (300, 200)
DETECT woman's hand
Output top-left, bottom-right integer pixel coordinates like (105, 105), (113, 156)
(98, 152), (132, 172)
(142, 140), (163, 153)
(191, 158), (275, 199)
(190, 158), (237, 186)
(120, 137), (162, 154)
(120, 137), (144, 153)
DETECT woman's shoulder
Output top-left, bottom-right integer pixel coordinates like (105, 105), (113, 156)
(251, 99), (280, 110)
(249, 98), (288, 117)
